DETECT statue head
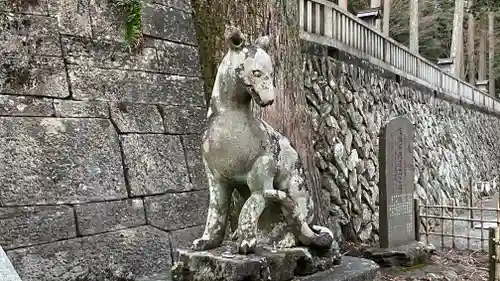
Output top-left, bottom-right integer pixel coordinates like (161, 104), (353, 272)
(224, 26), (275, 107)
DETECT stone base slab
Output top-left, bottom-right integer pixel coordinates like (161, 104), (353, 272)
(171, 242), (377, 281)
(357, 241), (436, 267)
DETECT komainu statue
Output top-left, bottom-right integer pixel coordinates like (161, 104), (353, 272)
(193, 25), (340, 257)
(171, 25), (343, 281)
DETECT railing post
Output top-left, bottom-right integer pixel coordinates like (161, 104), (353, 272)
(324, 6), (333, 37)
(489, 227), (498, 281)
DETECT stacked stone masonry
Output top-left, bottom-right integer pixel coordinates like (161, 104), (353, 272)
(303, 47), (500, 244)
(0, 0), (206, 280)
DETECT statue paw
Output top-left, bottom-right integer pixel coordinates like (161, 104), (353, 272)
(238, 237), (257, 254)
(192, 237), (217, 251)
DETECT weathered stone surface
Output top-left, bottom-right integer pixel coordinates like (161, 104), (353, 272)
(2, 0), (49, 15)
(7, 226), (172, 281)
(181, 134), (208, 189)
(159, 105), (206, 134)
(74, 199), (146, 235)
(0, 95), (54, 116)
(152, 39), (200, 76)
(1, 14), (60, 55)
(142, 3), (197, 45)
(121, 134), (191, 196)
(169, 225), (204, 250)
(68, 66), (205, 106)
(145, 0), (192, 12)
(145, 190), (208, 231)
(171, 242), (343, 281)
(0, 246), (22, 281)
(54, 100), (109, 118)
(1, 55), (69, 98)
(62, 35), (158, 71)
(0, 117), (127, 205)
(0, 206), (76, 249)
(297, 257), (380, 281)
(89, 0), (123, 41)
(379, 117), (415, 248)
(49, 0), (92, 37)
(358, 241), (436, 267)
(110, 102), (164, 133)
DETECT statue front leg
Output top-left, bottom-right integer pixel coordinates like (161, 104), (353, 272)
(192, 159), (232, 251)
(237, 154), (275, 254)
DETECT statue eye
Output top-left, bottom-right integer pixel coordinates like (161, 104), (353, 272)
(253, 70), (262, 77)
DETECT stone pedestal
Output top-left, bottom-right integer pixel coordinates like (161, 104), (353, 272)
(171, 242), (380, 281)
(357, 241), (435, 267)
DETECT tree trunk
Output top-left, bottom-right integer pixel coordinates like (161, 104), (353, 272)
(191, 0), (325, 224)
(478, 16), (487, 81)
(338, 0), (348, 9)
(450, 0), (465, 77)
(467, 0), (475, 84)
(488, 11), (495, 96)
(370, 0), (382, 31)
(382, 0), (391, 36)
(408, 0), (418, 52)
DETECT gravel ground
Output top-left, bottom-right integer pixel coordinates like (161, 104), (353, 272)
(380, 249), (490, 281)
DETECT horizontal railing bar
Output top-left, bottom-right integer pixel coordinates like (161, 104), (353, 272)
(420, 215), (500, 224)
(419, 205), (500, 211)
(420, 232), (490, 240)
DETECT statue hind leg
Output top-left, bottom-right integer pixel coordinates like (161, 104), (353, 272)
(192, 158), (233, 251)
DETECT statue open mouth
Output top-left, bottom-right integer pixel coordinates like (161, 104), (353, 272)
(247, 86), (274, 107)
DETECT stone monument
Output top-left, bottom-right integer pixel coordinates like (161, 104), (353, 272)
(170, 25), (380, 281)
(0, 246), (22, 281)
(360, 117), (434, 267)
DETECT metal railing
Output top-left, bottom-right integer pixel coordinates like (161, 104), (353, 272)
(298, 0), (500, 113)
(417, 179), (500, 251)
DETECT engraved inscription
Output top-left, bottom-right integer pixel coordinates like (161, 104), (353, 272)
(379, 117), (415, 248)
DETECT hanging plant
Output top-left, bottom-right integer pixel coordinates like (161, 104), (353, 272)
(113, 0), (143, 51)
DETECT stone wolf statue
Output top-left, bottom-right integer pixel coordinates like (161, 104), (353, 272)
(192, 25), (339, 256)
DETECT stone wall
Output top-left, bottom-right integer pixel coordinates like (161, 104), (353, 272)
(303, 45), (500, 244)
(0, 1), (206, 280)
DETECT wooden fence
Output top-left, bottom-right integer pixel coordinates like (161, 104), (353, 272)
(298, 0), (500, 113)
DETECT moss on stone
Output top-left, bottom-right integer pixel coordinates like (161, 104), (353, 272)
(112, 0), (143, 51)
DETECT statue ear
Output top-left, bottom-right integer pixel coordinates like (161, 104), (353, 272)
(254, 36), (270, 51)
(224, 25), (245, 50)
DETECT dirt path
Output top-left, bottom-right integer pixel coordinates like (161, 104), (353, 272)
(380, 249), (489, 281)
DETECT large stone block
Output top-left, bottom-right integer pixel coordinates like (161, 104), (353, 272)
(145, 0), (192, 12)
(48, 0), (92, 37)
(89, 0), (124, 41)
(53, 100), (109, 118)
(121, 134), (191, 196)
(160, 105), (206, 134)
(62, 35), (158, 71)
(0, 95), (54, 116)
(75, 199), (146, 235)
(7, 226), (172, 281)
(0, 206), (76, 249)
(142, 3), (197, 45)
(181, 134), (208, 189)
(145, 190), (208, 231)
(1, 14), (60, 55)
(110, 102), (164, 133)
(169, 225), (204, 250)
(68, 66), (205, 106)
(149, 39), (200, 76)
(3, 0), (49, 15)
(1, 55), (69, 98)
(0, 117), (127, 205)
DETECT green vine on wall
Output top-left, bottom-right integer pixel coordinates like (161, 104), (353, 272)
(113, 0), (143, 51)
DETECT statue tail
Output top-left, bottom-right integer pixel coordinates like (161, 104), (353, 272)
(263, 190), (333, 249)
